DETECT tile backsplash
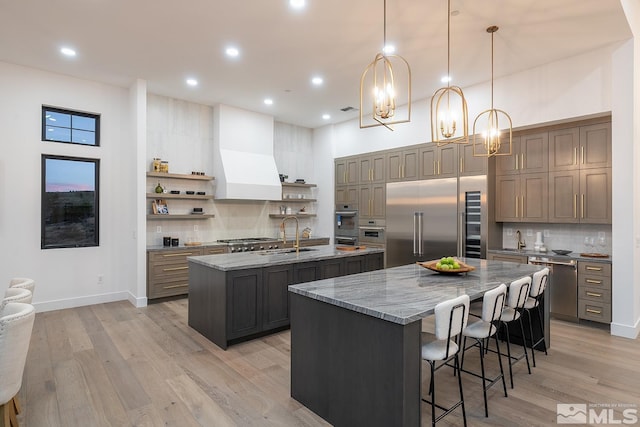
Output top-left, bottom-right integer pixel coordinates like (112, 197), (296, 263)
(501, 223), (612, 255)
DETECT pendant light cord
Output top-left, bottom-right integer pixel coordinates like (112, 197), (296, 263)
(383, 0), (387, 53)
(491, 28), (494, 110)
(447, 0), (451, 87)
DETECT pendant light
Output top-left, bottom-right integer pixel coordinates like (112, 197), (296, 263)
(360, 0), (411, 130)
(473, 26), (512, 157)
(430, 0), (468, 145)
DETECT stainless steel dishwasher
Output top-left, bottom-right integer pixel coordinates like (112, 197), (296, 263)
(528, 256), (578, 322)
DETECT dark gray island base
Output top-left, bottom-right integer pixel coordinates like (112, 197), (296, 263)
(288, 258), (544, 427)
(187, 245), (384, 349)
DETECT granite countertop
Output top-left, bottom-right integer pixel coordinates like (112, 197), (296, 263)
(488, 248), (612, 264)
(289, 258), (542, 325)
(188, 245), (384, 271)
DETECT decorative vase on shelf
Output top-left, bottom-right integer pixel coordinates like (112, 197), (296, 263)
(155, 182), (164, 193)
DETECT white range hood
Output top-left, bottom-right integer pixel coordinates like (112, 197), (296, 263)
(213, 104), (282, 200)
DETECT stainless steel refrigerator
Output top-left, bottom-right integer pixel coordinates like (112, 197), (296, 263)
(386, 175), (495, 268)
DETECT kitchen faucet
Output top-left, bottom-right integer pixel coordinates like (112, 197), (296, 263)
(281, 216), (300, 254)
(516, 230), (526, 250)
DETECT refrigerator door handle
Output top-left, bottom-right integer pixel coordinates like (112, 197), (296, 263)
(413, 212), (424, 256)
(458, 211), (464, 257)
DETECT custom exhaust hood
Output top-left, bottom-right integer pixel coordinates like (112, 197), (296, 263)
(213, 104), (282, 200)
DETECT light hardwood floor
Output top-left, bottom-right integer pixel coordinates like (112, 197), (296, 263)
(18, 299), (640, 426)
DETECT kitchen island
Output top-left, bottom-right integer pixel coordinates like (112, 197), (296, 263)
(288, 258), (544, 427)
(187, 245), (384, 349)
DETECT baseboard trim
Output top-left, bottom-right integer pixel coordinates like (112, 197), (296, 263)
(610, 317), (640, 339)
(33, 291), (141, 313)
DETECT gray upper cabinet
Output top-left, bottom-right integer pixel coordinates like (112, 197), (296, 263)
(418, 143), (458, 180)
(459, 142), (487, 176)
(495, 172), (548, 222)
(335, 157), (358, 186)
(549, 122), (611, 171)
(359, 153), (386, 184)
(496, 133), (548, 175)
(387, 148), (419, 182)
(548, 170), (580, 223)
(335, 186), (358, 205)
(580, 167), (612, 224)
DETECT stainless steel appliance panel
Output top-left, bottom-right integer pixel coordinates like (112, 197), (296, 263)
(386, 178), (458, 268)
(335, 204), (358, 244)
(529, 256), (578, 322)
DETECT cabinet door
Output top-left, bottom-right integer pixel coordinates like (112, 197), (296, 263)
(402, 149), (419, 180)
(293, 262), (320, 284)
(520, 132), (548, 173)
(580, 122), (611, 169)
(359, 156), (372, 183)
(495, 136), (520, 175)
(262, 265), (292, 330)
(371, 153), (386, 183)
(549, 127), (579, 171)
(459, 143), (487, 176)
(387, 151), (402, 182)
(418, 145), (437, 179)
(335, 186), (358, 205)
(371, 184), (386, 218)
(580, 168), (611, 224)
(548, 171), (579, 223)
(335, 159), (347, 186)
(344, 256), (366, 275)
(438, 144), (458, 178)
(345, 158), (359, 185)
(359, 185), (372, 217)
(227, 269), (262, 339)
(495, 175), (520, 222)
(521, 172), (548, 222)
(320, 258), (344, 279)
(364, 252), (385, 272)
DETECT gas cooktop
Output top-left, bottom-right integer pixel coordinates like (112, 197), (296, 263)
(217, 237), (281, 253)
(217, 237), (276, 243)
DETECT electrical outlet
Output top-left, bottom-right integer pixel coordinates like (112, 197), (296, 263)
(97, 275), (103, 285)
(194, 225), (199, 232)
(506, 228), (513, 236)
(526, 229), (533, 237)
(544, 229), (550, 238)
(156, 226), (162, 233)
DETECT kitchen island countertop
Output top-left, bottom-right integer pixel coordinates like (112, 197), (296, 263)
(188, 244), (383, 271)
(488, 248), (612, 263)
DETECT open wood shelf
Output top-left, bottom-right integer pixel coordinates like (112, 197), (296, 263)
(147, 214), (215, 220)
(269, 214), (317, 218)
(147, 172), (214, 181)
(146, 193), (214, 200)
(281, 182), (317, 188)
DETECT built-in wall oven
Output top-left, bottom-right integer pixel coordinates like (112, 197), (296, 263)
(335, 204), (358, 245)
(359, 219), (386, 263)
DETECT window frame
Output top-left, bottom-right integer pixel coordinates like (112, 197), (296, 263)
(41, 106), (101, 147)
(41, 154), (100, 249)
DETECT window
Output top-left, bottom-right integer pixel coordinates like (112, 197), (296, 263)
(42, 106), (100, 146)
(41, 155), (100, 249)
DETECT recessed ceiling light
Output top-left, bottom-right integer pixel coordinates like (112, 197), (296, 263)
(290, 0), (305, 9)
(60, 47), (76, 57)
(225, 47), (239, 57)
(186, 78), (198, 87)
(441, 75), (452, 83)
(382, 44), (395, 54)
(311, 76), (323, 86)
(322, 114), (331, 120)
(264, 98), (274, 105)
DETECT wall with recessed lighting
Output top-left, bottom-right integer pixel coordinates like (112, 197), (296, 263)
(0, 60), (138, 311)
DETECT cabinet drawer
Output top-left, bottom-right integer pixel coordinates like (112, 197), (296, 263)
(578, 300), (611, 323)
(577, 274), (611, 291)
(149, 249), (201, 265)
(148, 277), (189, 299)
(202, 247), (228, 255)
(578, 286), (611, 303)
(149, 263), (190, 278)
(578, 262), (611, 277)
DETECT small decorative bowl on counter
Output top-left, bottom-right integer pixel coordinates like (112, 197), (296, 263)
(417, 257), (475, 275)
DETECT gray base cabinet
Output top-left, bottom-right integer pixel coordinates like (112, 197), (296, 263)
(189, 253), (384, 349)
(578, 261), (612, 323)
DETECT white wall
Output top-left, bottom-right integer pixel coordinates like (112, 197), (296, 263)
(0, 61), (138, 311)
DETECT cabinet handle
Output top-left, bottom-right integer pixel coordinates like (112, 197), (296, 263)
(573, 194), (577, 218)
(586, 266), (602, 271)
(163, 266), (189, 272)
(573, 147), (577, 165)
(581, 194), (585, 218)
(438, 161), (441, 175)
(459, 157), (464, 173)
(515, 196), (519, 218)
(515, 155), (519, 170)
(163, 252), (193, 257)
(344, 171), (347, 183)
(433, 161), (436, 175)
(163, 283), (188, 289)
(586, 291), (602, 298)
(521, 196), (525, 217)
(581, 146), (585, 164)
(521, 153), (525, 170)
(586, 308), (602, 315)
(586, 279), (602, 285)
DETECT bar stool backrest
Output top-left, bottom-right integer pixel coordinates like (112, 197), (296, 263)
(482, 283), (507, 323)
(1, 288), (33, 314)
(0, 302), (35, 406)
(530, 268), (549, 298)
(9, 278), (35, 295)
(434, 294), (470, 341)
(507, 276), (532, 310)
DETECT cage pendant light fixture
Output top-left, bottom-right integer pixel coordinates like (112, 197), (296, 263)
(430, 0), (468, 145)
(473, 26), (512, 157)
(360, 0), (411, 130)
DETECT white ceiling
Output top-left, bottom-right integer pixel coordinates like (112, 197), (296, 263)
(0, 0), (631, 129)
